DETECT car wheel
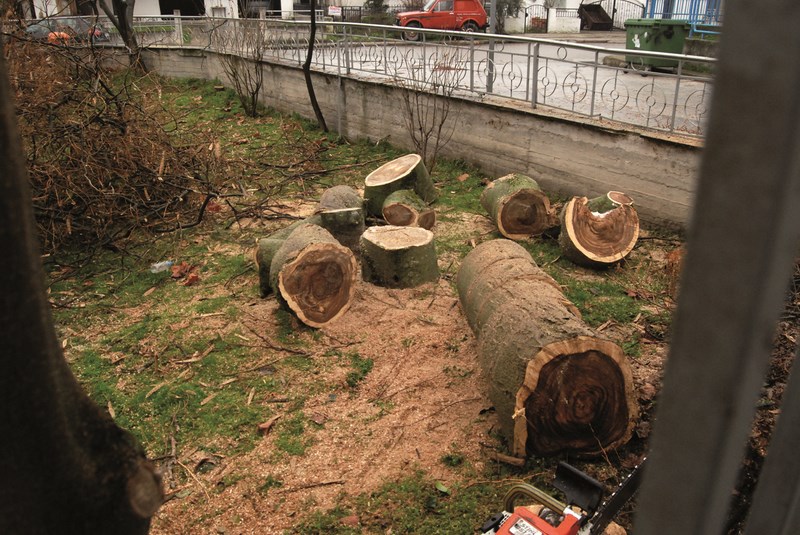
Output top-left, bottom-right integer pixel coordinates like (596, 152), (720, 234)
(403, 22), (422, 42)
(462, 21), (478, 33)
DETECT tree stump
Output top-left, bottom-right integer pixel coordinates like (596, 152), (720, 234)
(269, 223), (358, 328)
(363, 154), (437, 217)
(381, 189), (436, 230)
(316, 185), (365, 252)
(360, 226), (439, 288)
(559, 192), (640, 268)
(480, 174), (557, 239)
(457, 239), (637, 458)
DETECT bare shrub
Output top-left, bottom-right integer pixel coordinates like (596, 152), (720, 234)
(397, 49), (466, 170)
(213, 18), (266, 117)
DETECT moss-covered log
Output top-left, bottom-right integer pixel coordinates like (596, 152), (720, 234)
(456, 239), (637, 458)
(269, 224), (358, 328)
(558, 192), (640, 268)
(381, 189), (436, 230)
(315, 186), (365, 251)
(360, 226), (439, 288)
(480, 174), (557, 239)
(363, 154), (437, 217)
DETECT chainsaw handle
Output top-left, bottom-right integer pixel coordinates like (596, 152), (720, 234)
(503, 483), (567, 514)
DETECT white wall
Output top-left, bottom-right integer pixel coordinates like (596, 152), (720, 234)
(133, 0), (162, 17)
(546, 7), (580, 32)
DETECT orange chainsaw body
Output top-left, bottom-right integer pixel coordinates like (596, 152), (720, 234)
(493, 507), (583, 535)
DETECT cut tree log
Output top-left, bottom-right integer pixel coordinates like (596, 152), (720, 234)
(360, 225), (439, 288)
(381, 189), (436, 230)
(269, 223), (358, 328)
(480, 174), (557, 239)
(316, 185), (365, 252)
(457, 239), (637, 458)
(559, 192), (640, 268)
(363, 154), (437, 217)
(254, 215), (321, 298)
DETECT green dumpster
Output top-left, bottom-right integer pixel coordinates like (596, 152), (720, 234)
(624, 19), (690, 69)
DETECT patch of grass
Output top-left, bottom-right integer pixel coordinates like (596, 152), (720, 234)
(275, 412), (313, 456)
(257, 475), (284, 495)
(345, 352), (374, 389)
(441, 452), (465, 468)
(294, 506), (360, 534)
(561, 279), (641, 328)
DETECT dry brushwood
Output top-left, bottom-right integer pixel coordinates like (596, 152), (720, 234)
(5, 39), (221, 254)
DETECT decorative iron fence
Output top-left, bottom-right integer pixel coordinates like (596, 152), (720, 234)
(24, 16), (713, 138)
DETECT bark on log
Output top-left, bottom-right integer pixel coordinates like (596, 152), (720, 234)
(360, 225), (439, 288)
(316, 185), (365, 252)
(381, 189), (436, 230)
(480, 174), (557, 239)
(363, 154), (437, 217)
(318, 185), (363, 212)
(269, 223), (358, 328)
(457, 240), (637, 458)
(558, 192), (640, 268)
(254, 215), (322, 298)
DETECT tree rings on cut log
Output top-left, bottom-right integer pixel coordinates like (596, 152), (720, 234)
(480, 174), (556, 239)
(382, 189), (436, 230)
(514, 337), (638, 458)
(270, 224), (358, 328)
(456, 239), (636, 457)
(559, 192), (640, 268)
(360, 225), (439, 288)
(253, 215), (322, 297)
(363, 154), (437, 217)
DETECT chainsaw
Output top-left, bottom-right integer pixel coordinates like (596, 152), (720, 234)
(481, 458), (646, 535)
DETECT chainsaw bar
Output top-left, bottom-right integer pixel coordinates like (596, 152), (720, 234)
(588, 457), (647, 534)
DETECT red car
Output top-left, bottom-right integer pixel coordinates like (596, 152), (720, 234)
(396, 0), (488, 41)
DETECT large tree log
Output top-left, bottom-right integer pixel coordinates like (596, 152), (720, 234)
(558, 192), (640, 268)
(480, 174), (557, 239)
(360, 226), (439, 288)
(363, 154), (437, 217)
(0, 53), (162, 533)
(269, 223), (358, 328)
(382, 189), (436, 230)
(254, 215), (322, 298)
(316, 185), (365, 252)
(457, 240), (637, 458)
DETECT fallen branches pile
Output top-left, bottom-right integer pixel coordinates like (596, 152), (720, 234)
(5, 38), (220, 253)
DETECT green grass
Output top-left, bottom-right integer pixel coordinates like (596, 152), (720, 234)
(345, 352), (374, 389)
(560, 279), (641, 328)
(275, 412), (313, 456)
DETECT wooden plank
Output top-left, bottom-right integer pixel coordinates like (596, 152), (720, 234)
(634, 0), (800, 533)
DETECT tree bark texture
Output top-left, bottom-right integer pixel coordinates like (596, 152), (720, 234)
(254, 215), (321, 298)
(558, 192), (640, 268)
(303, 0), (328, 132)
(360, 226), (439, 288)
(456, 240), (637, 458)
(0, 53), (161, 535)
(480, 174), (557, 239)
(382, 189), (436, 230)
(363, 154), (437, 217)
(316, 185), (365, 251)
(269, 223), (358, 328)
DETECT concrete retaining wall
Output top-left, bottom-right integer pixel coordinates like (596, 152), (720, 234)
(141, 47), (700, 227)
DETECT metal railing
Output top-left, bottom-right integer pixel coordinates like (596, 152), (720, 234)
(23, 15), (714, 138)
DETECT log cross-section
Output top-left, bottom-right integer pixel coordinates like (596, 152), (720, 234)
(559, 192), (640, 268)
(360, 225), (439, 288)
(457, 239), (637, 458)
(480, 174), (556, 239)
(269, 224), (358, 328)
(363, 154), (437, 217)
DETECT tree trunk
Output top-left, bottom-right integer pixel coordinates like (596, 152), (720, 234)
(269, 223), (358, 328)
(316, 185), (365, 251)
(480, 173), (557, 239)
(364, 154), (437, 217)
(99, 0), (145, 70)
(457, 240), (637, 458)
(360, 226), (439, 288)
(0, 52), (161, 534)
(303, 0), (328, 132)
(558, 192), (640, 268)
(382, 189), (436, 230)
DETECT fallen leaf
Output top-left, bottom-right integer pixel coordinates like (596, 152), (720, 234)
(340, 515), (359, 527)
(171, 261), (193, 279)
(146, 381), (168, 399)
(200, 393), (218, 406)
(219, 378), (237, 387)
(206, 201), (222, 213)
(456, 173), (469, 182)
(143, 286), (156, 297)
(258, 415), (282, 435)
(107, 401), (115, 419)
(309, 412), (327, 426)
(435, 481), (451, 495)
(247, 388), (255, 406)
(183, 272), (201, 286)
